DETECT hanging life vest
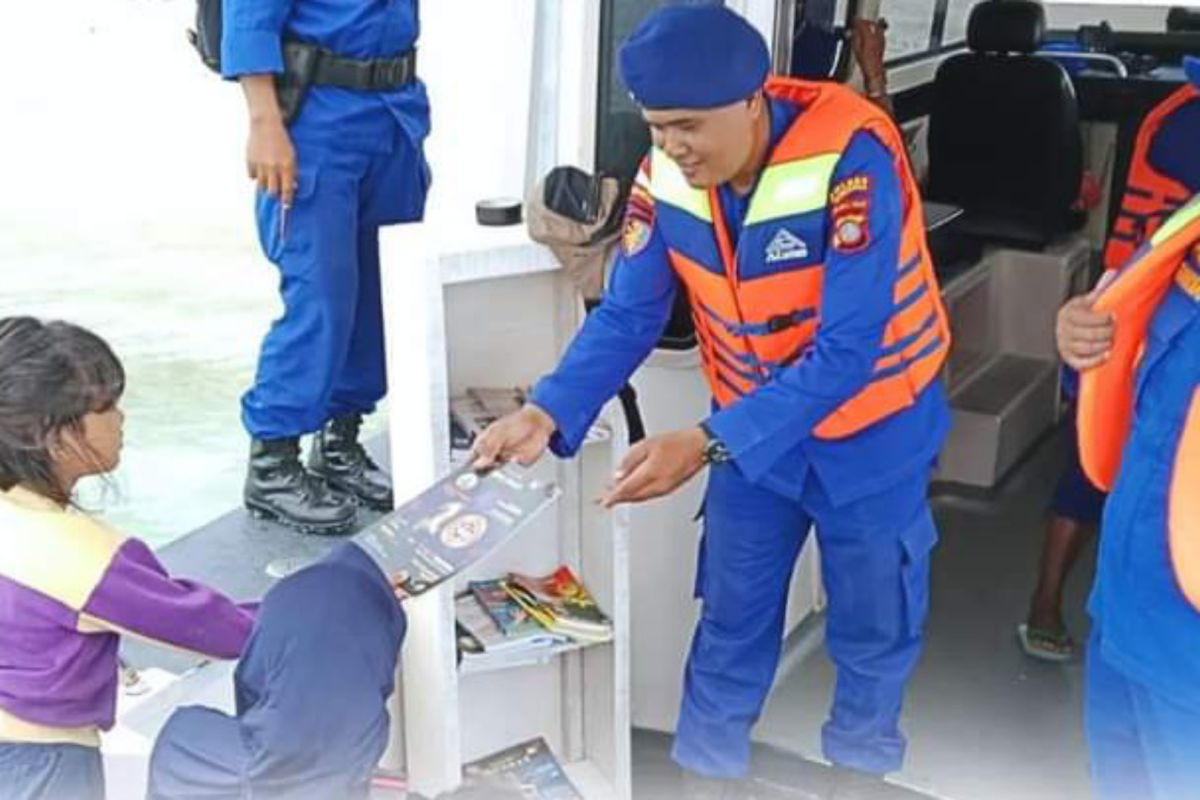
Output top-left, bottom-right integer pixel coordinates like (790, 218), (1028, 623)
(1078, 197), (1200, 610)
(645, 77), (951, 439)
(1103, 84), (1200, 272)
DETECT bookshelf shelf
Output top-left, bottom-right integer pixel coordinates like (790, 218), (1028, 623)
(458, 639), (611, 678)
(380, 222), (632, 799)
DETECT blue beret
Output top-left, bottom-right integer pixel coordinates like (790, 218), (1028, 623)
(619, 4), (770, 110)
(1187, 56), (1200, 90)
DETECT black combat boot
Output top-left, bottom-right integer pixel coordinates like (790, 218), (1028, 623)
(308, 414), (394, 511)
(244, 438), (357, 535)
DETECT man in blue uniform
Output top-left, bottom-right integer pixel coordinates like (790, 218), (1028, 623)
(223, 0), (430, 533)
(1021, 75), (1200, 661)
(474, 6), (949, 794)
(1056, 56), (1200, 800)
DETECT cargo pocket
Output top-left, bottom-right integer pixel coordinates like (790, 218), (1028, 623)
(899, 509), (938, 637)
(257, 163), (320, 264)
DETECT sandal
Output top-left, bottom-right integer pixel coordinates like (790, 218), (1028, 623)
(1017, 623), (1078, 663)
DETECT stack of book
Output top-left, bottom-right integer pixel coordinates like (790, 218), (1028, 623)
(456, 566), (613, 671)
(450, 387), (527, 453)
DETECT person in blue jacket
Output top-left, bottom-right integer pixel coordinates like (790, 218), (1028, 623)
(473, 6), (949, 795)
(1020, 73), (1200, 662)
(146, 542), (407, 800)
(222, 0), (431, 533)
(1055, 57), (1200, 800)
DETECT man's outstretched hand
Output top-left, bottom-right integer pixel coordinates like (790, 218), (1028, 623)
(599, 428), (708, 508)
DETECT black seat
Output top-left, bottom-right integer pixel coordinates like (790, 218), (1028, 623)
(927, 0), (1083, 249)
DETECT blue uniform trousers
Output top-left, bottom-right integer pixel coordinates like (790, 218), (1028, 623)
(673, 462), (937, 778)
(1086, 628), (1200, 800)
(242, 132), (429, 439)
(0, 743), (104, 800)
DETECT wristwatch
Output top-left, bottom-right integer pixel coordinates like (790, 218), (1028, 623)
(699, 423), (732, 465)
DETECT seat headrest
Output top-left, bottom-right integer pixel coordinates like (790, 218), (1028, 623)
(968, 1), (1046, 54)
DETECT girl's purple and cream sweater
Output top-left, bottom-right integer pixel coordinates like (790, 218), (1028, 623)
(0, 485), (253, 746)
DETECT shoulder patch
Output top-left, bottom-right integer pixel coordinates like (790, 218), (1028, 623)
(621, 184), (655, 257)
(622, 218), (652, 257)
(830, 175), (871, 206)
(830, 173), (871, 254)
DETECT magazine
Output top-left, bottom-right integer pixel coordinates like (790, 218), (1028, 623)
(455, 592), (569, 654)
(450, 737), (583, 800)
(469, 579), (548, 639)
(503, 567), (613, 643)
(353, 463), (560, 597)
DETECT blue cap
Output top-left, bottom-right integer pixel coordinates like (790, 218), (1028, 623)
(1186, 56), (1200, 89)
(619, 5), (770, 110)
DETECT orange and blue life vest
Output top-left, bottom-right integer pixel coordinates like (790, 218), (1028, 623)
(1104, 84), (1200, 272)
(642, 78), (951, 439)
(1079, 196), (1200, 610)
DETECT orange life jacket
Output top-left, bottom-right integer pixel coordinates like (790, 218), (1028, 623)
(643, 78), (950, 439)
(1103, 84), (1200, 271)
(1078, 197), (1200, 610)
(1171, 389), (1200, 611)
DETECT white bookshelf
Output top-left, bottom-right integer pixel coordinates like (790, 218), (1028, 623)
(380, 216), (632, 799)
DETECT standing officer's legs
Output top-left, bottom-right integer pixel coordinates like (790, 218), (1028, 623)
(308, 137), (429, 512)
(327, 226), (387, 419)
(1086, 626), (1200, 800)
(1085, 628), (1155, 800)
(805, 468), (937, 775)
(672, 465), (810, 779)
(241, 147), (366, 533)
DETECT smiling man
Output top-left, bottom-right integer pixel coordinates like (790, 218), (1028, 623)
(473, 5), (951, 792)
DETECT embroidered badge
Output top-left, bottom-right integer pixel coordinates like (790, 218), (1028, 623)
(765, 228), (809, 263)
(830, 173), (871, 253)
(622, 218), (652, 256)
(621, 184), (655, 257)
(834, 218), (868, 252)
(830, 175), (871, 206)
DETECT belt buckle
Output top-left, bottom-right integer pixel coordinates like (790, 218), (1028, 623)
(373, 57), (405, 87)
(370, 59), (388, 87)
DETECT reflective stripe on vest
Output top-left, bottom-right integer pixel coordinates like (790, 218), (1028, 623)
(1079, 195), (1200, 491)
(648, 77), (951, 439)
(1103, 85), (1200, 271)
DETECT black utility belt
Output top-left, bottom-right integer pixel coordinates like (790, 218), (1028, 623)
(283, 40), (417, 92)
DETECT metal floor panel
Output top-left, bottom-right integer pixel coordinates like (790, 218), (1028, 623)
(631, 729), (944, 800)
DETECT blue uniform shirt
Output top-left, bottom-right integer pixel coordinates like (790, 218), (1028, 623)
(531, 98), (950, 506)
(1089, 246), (1200, 709)
(221, 0), (430, 153)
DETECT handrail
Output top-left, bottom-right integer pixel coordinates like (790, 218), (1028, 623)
(1038, 51), (1129, 79)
